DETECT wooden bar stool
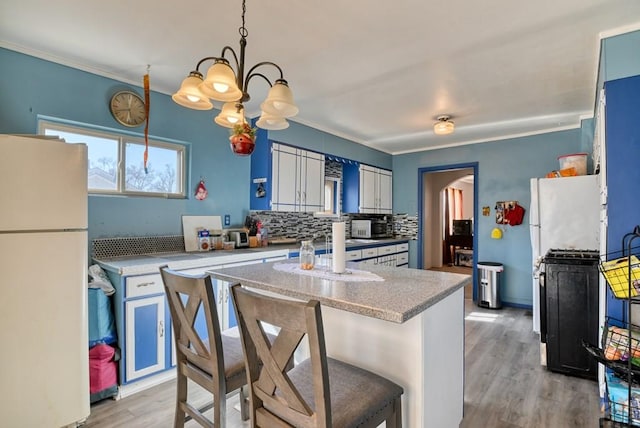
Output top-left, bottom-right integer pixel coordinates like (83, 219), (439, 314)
(231, 284), (403, 427)
(160, 265), (249, 428)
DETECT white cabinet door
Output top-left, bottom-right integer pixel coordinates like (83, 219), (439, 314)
(125, 295), (166, 382)
(301, 150), (325, 212)
(271, 143), (300, 211)
(218, 259), (264, 329)
(359, 165), (378, 213)
(179, 265), (228, 330)
(272, 143), (325, 212)
(378, 168), (393, 214)
(359, 165), (392, 213)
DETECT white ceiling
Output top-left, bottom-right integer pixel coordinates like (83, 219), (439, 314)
(2, 1), (640, 154)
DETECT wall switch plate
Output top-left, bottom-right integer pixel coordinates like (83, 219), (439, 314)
(224, 214), (230, 226)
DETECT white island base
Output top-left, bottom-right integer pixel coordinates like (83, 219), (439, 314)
(322, 287), (464, 427)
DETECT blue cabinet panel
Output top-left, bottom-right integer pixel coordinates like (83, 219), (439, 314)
(227, 298), (237, 329)
(343, 162), (360, 213)
(133, 303), (160, 372)
(605, 74), (640, 320)
(249, 127), (272, 211)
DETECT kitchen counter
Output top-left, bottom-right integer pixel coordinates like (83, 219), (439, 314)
(210, 259), (468, 427)
(208, 260), (469, 323)
(93, 248), (291, 275)
(93, 237), (410, 275)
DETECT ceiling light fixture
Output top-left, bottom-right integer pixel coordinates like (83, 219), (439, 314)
(434, 115), (455, 135)
(172, 0), (297, 131)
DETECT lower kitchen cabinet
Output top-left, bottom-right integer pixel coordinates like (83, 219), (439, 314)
(120, 272), (170, 384)
(178, 265), (237, 331)
(100, 245), (401, 391)
(359, 242), (409, 267)
(102, 251), (291, 388)
(125, 294), (166, 382)
(289, 241), (409, 267)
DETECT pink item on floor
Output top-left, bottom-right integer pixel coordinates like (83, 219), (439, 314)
(89, 344), (117, 394)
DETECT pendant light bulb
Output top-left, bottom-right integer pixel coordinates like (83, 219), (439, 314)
(434, 115), (455, 135)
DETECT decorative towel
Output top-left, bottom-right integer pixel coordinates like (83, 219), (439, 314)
(273, 263), (384, 282)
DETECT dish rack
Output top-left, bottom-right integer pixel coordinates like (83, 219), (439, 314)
(585, 226), (640, 426)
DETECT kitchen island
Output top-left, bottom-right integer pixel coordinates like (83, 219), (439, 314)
(209, 260), (471, 427)
(93, 238), (411, 396)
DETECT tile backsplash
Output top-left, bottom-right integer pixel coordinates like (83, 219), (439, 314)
(91, 213), (419, 259)
(251, 211), (418, 241)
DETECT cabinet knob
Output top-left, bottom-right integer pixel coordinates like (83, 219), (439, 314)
(159, 320), (164, 337)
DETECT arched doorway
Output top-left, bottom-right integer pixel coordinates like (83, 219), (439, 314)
(417, 163), (478, 299)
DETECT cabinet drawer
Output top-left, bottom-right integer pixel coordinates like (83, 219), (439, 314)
(126, 273), (164, 298)
(377, 245), (395, 256)
(397, 252), (409, 265)
(361, 248), (378, 259)
(396, 243), (409, 252)
(346, 250), (362, 261)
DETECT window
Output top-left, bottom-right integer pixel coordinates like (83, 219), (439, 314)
(39, 120), (186, 197)
(315, 177), (341, 218)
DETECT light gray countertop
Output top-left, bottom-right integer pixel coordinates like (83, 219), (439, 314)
(93, 238), (410, 276)
(209, 260), (471, 323)
(93, 248), (291, 275)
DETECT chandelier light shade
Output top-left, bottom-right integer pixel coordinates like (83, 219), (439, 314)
(434, 115), (455, 135)
(200, 59), (243, 102)
(172, 0), (298, 131)
(256, 110), (289, 130)
(260, 80), (299, 118)
(171, 72), (213, 110)
(214, 102), (245, 128)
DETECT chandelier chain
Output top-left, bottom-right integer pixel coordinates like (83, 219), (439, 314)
(172, 0), (297, 135)
(239, 0), (248, 39)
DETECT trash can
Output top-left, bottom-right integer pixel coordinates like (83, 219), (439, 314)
(477, 262), (504, 309)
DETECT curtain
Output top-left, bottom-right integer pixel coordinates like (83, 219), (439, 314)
(443, 187), (464, 265)
(447, 187), (464, 234)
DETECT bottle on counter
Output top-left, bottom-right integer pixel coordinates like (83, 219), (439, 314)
(299, 240), (315, 270)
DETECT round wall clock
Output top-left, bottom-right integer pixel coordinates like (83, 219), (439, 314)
(109, 90), (147, 127)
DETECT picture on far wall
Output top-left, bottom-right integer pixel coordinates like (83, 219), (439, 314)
(495, 201), (525, 226)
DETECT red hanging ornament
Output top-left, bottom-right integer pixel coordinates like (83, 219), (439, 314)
(195, 179), (208, 200)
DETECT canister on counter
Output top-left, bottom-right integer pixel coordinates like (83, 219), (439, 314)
(300, 240), (315, 270)
(211, 235), (224, 250)
(198, 229), (211, 251)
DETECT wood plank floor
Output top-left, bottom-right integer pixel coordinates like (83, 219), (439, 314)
(85, 299), (602, 427)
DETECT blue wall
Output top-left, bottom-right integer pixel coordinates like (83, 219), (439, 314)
(0, 47), (388, 244)
(599, 29), (640, 90)
(394, 127), (588, 307)
(3, 25), (639, 309)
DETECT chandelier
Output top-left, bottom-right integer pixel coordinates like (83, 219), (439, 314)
(171, 0), (298, 131)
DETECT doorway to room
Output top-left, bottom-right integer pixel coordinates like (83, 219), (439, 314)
(417, 163), (478, 300)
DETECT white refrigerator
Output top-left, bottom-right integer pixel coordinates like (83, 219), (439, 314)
(0, 135), (90, 426)
(529, 174), (600, 334)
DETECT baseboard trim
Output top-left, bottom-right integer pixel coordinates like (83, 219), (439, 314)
(116, 369), (177, 400)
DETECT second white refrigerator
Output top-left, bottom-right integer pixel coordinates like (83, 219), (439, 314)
(529, 174), (600, 333)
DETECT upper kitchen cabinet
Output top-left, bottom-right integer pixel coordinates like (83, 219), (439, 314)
(249, 137), (325, 212)
(271, 143), (325, 212)
(343, 163), (393, 214)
